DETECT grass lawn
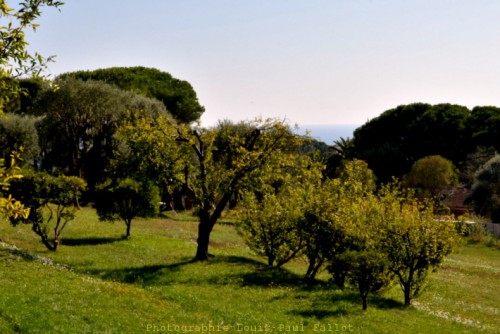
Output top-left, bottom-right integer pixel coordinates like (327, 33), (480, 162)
(0, 208), (499, 333)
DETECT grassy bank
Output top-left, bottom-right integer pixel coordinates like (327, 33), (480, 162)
(0, 208), (498, 333)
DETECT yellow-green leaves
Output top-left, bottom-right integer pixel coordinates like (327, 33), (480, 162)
(1, 0), (63, 113)
(0, 150), (29, 220)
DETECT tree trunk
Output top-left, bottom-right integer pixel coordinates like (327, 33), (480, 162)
(362, 295), (368, 311)
(53, 229), (60, 252)
(32, 223), (55, 252)
(125, 219), (132, 239)
(305, 256), (316, 278)
(404, 285), (412, 306)
(195, 213), (213, 261)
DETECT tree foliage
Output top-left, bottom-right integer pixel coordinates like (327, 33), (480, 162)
(238, 151), (323, 267)
(0, 151), (29, 219)
(0, 0), (63, 113)
(95, 178), (160, 239)
(469, 106), (500, 152)
(238, 186), (306, 267)
(339, 250), (393, 311)
(0, 113), (40, 163)
(123, 116), (307, 261)
(114, 111), (186, 198)
(59, 67), (205, 123)
(330, 179), (459, 308)
(183, 119), (307, 261)
(353, 103), (470, 183)
(377, 184), (460, 305)
(403, 155), (458, 203)
(303, 160), (376, 282)
(33, 77), (168, 191)
(467, 155), (500, 223)
(9, 169), (86, 251)
(0, 0), (62, 221)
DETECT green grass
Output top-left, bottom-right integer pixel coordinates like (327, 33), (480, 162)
(0, 208), (499, 333)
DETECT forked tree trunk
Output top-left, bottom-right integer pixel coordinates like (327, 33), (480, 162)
(194, 194), (232, 261)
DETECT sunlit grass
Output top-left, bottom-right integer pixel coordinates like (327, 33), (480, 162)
(0, 207), (498, 333)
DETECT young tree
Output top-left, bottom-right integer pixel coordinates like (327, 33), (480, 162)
(339, 250), (393, 311)
(378, 184), (460, 305)
(9, 170), (86, 251)
(335, 192), (394, 310)
(95, 178), (160, 239)
(113, 111), (185, 207)
(300, 179), (348, 281)
(238, 148), (324, 267)
(238, 187), (305, 267)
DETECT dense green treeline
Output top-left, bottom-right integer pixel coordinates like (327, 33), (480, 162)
(349, 103), (499, 184)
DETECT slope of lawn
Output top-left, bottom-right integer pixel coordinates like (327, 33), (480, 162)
(0, 208), (498, 333)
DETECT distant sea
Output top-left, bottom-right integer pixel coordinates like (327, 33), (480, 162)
(295, 124), (360, 145)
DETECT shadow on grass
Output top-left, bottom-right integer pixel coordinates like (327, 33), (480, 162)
(87, 258), (196, 285)
(62, 237), (124, 247)
(288, 290), (403, 319)
(370, 295), (405, 309)
(78, 254), (404, 318)
(84, 255), (290, 286)
(238, 265), (310, 288)
(289, 308), (349, 319)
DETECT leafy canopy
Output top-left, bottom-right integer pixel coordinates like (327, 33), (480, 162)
(59, 67), (205, 123)
(0, 0), (63, 113)
(8, 169), (86, 251)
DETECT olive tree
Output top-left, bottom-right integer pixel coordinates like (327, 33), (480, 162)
(0, 113), (40, 163)
(35, 77), (169, 186)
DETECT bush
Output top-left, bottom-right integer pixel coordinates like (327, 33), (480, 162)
(8, 169), (86, 251)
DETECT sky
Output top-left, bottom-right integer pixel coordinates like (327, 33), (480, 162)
(22, 0), (500, 127)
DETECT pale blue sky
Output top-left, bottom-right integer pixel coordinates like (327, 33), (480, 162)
(25, 0), (500, 126)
